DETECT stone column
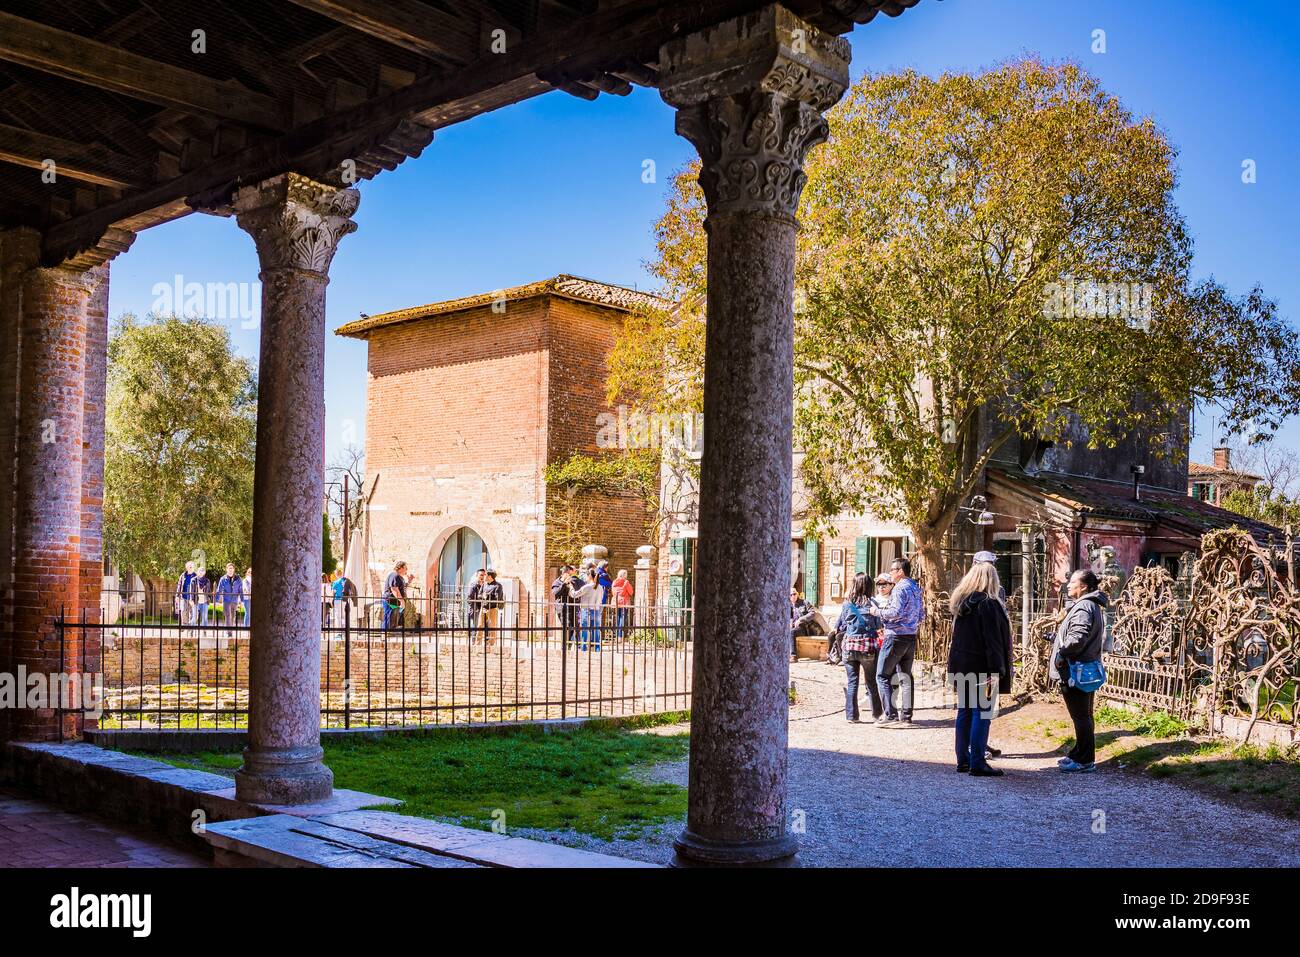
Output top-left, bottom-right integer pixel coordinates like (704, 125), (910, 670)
(9, 262), (96, 741)
(658, 5), (849, 866)
(233, 173), (358, 804)
(633, 545), (656, 615)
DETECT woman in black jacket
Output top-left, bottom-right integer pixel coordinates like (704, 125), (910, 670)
(946, 562), (1013, 776)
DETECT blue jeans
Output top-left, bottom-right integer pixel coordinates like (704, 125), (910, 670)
(579, 608), (601, 650)
(844, 653), (883, 721)
(196, 602), (208, 626)
(242, 598), (251, 627)
(876, 635), (916, 720)
(955, 702), (994, 769)
(615, 607), (629, 640)
(383, 602), (403, 630)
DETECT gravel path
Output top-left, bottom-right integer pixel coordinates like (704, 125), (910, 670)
(524, 660), (1300, 866)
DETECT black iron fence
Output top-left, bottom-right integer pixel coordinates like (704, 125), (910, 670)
(60, 589), (693, 732)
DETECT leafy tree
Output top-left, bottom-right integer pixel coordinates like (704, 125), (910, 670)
(1221, 486), (1300, 529)
(104, 313), (256, 580)
(615, 59), (1300, 605)
(542, 449), (664, 566)
(549, 182), (704, 564)
(322, 512), (336, 575)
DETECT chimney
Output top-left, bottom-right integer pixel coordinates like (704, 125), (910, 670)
(1213, 446), (1231, 470)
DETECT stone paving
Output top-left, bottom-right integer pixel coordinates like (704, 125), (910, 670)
(521, 660), (1300, 866)
(0, 788), (209, 868)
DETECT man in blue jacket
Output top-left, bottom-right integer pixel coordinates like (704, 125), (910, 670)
(595, 561), (613, 648)
(875, 557), (925, 728)
(215, 562), (244, 634)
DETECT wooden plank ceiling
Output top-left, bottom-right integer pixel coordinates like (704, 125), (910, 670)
(0, 0), (922, 266)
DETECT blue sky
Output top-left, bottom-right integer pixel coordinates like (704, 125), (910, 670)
(106, 0), (1300, 468)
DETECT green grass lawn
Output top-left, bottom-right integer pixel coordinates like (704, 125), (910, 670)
(138, 720), (691, 841)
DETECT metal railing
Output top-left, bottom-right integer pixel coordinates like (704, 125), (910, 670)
(61, 589), (693, 732)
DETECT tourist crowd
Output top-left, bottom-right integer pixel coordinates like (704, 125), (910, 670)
(799, 553), (1104, 777)
(173, 561), (252, 630)
(549, 559), (634, 651)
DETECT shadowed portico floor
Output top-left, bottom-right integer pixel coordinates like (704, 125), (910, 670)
(0, 788), (208, 868)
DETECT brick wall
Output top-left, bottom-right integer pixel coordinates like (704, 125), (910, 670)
(97, 628), (692, 727)
(360, 293), (651, 603)
(0, 229), (39, 741)
(79, 266), (108, 683)
(9, 266), (94, 741)
(364, 298), (550, 598)
(543, 297), (648, 577)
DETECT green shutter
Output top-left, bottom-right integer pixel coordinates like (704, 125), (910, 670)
(854, 536), (877, 581)
(668, 538), (686, 609)
(902, 535), (913, 558)
(668, 537), (695, 609)
(804, 538), (819, 605)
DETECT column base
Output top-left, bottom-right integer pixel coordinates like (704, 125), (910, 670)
(235, 745), (333, 805)
(672, 828), (798, 867)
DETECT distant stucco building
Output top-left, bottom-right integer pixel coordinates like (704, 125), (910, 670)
(1188, 446), (1263, 506)
(336, 275), (661, 607)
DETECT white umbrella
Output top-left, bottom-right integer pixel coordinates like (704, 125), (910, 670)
(344, 528), (366, 590)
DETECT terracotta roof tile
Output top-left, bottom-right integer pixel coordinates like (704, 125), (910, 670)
(989, 466), (1285, 544)
(1187, 461), (1263, 482)
(335, 274), (668, 338)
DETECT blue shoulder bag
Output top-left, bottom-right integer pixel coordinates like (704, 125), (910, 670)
(1069, 659), (1106, 693)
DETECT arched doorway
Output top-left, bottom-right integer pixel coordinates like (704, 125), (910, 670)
(435, 526), (492, 598)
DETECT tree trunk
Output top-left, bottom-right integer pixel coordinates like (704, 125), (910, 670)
(910, 525), (950, 608)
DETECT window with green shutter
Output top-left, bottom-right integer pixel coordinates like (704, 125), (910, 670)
(854, 536), (877, 581)
(804, 538), (819, 605)
(668, 537), (694, 610)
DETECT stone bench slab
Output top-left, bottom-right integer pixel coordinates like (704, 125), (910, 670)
(203, 814), (480, 868)
(316, 809), (661, 868)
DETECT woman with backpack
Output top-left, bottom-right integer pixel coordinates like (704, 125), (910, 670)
(834, 572), (884, 723)
(946, 561), (1013, 776)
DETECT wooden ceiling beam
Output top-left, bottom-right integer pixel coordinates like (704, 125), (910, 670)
(42, 0), (854, 264)
(285, 0), (479, 62)
(0, 122), (146, 188)
(0, 11), (283, 129)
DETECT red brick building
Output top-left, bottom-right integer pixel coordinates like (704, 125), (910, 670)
(336, 275), (661, 607)
(1187, 446), (1264, 506)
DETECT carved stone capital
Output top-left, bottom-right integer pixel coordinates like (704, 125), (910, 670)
(659, 5), (850, 219)
(233, 172), (359, 276)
